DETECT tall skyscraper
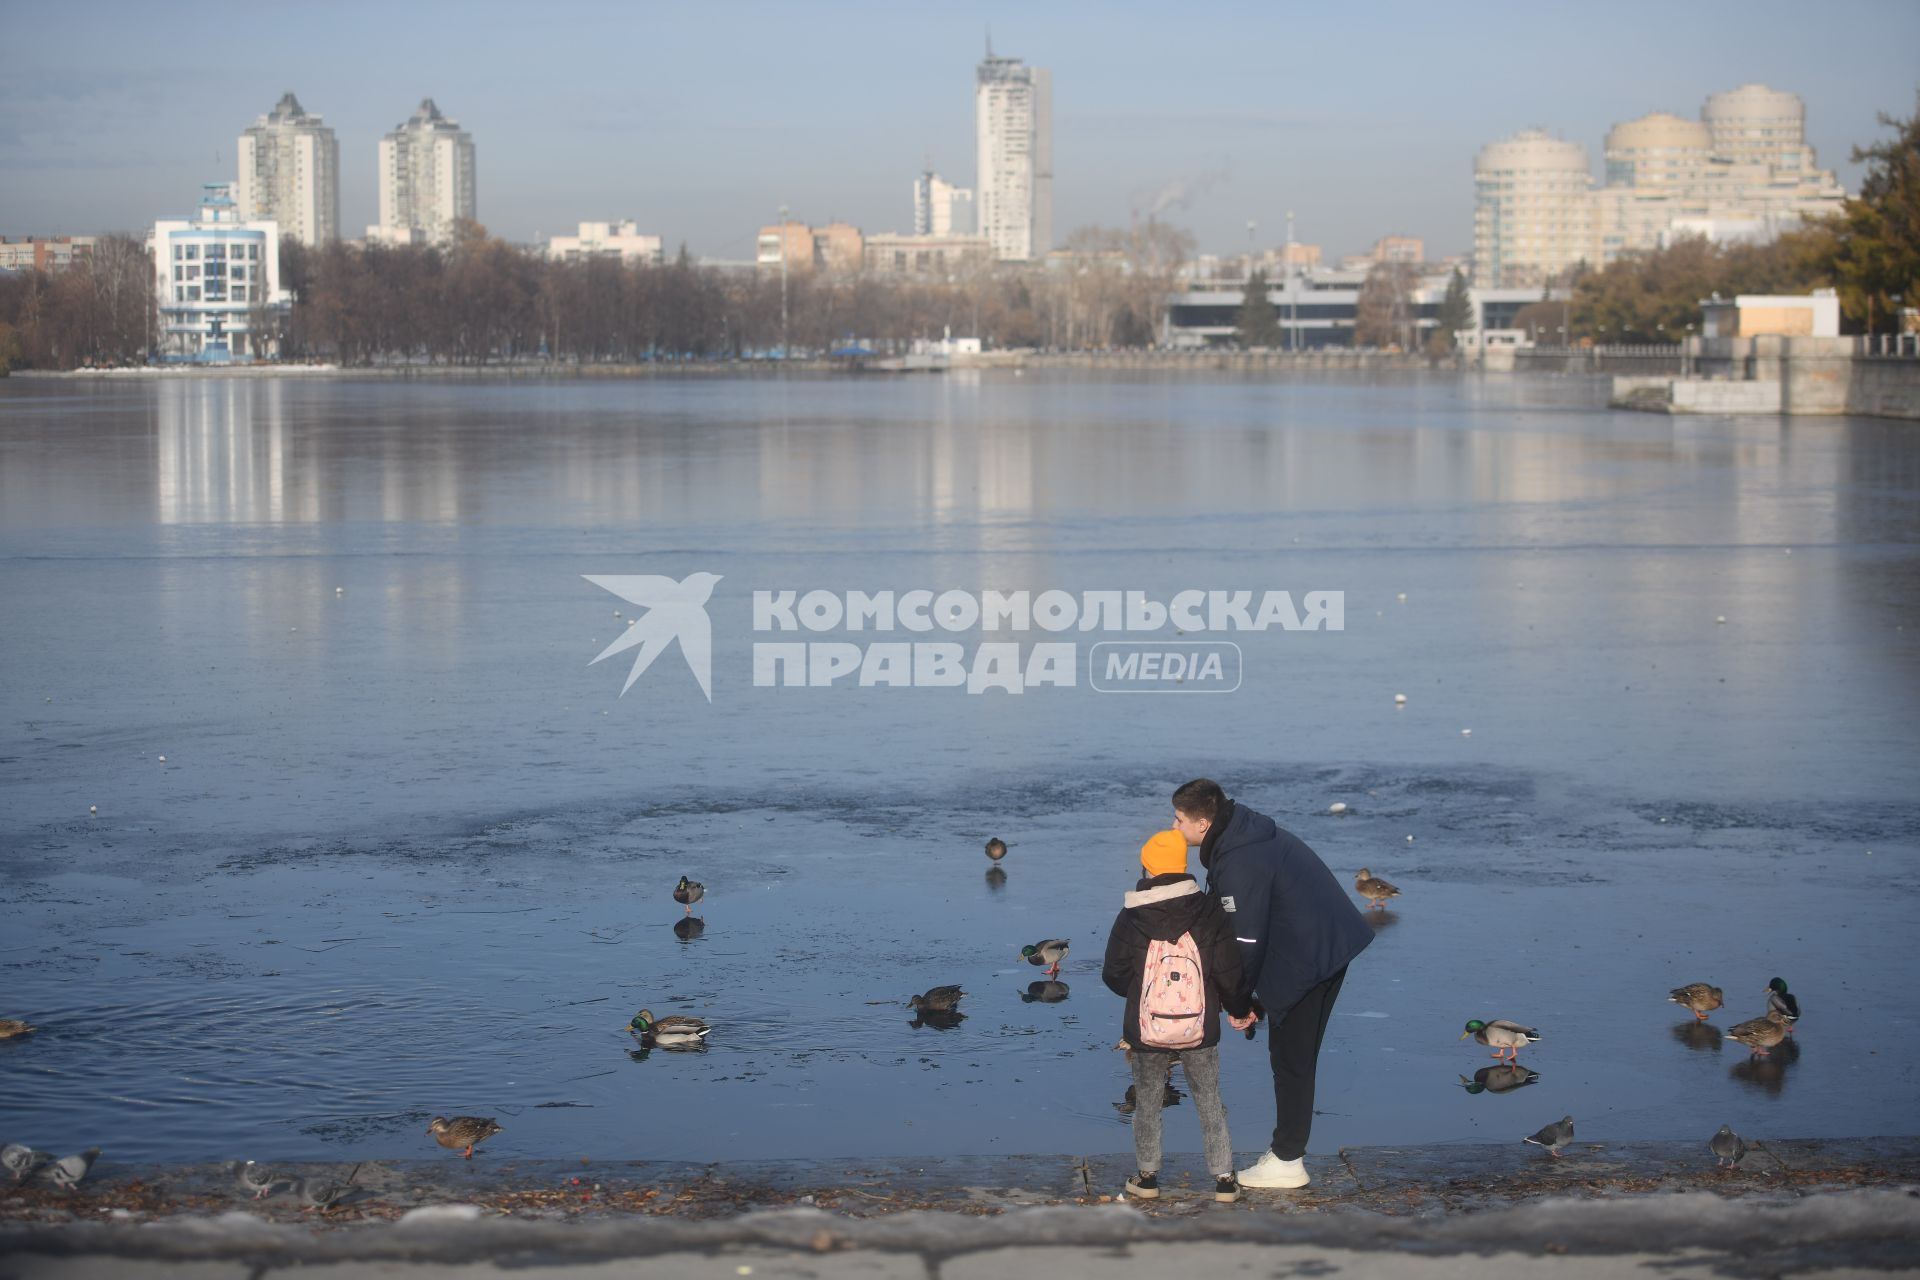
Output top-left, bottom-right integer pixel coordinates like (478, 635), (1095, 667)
(375, 99), (476, 245)
(913, 169), (976, 236)
(235, 93), (339, 245)
(975, 48), (1051, 262)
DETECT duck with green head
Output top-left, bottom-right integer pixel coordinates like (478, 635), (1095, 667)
(1021, 939), (1069, 977)
(628, 1008), (712, 1047)
(1461, 1018), (1541, 1061)
(1766, 978), (1800, 1034)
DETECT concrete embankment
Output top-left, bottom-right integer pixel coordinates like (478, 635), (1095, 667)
(2, 1139), (1916, 1276)
(1610, 336), (1920, 419)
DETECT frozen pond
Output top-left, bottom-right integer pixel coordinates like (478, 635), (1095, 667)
(1, 371), (1916, 1164)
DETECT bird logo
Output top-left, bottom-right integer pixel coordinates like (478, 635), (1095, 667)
(584, 572), (723, 700)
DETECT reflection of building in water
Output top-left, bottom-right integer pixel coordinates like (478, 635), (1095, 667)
(156, 379), (304, 523)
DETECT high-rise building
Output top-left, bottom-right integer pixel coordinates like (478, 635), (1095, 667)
(235, 93), (339, 245)
(148, 183), (288, 363)
(374, 99), (476, 245)
(913, 169), (976, 237)
(975, 48), (1051, 262)
(1473, 130), (1594, 289)
(1476, 85), (1846, 285)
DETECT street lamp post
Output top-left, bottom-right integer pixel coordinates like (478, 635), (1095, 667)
(778, 202), (789, 360)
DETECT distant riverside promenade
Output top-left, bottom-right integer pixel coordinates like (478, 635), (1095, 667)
(16, 343), (1920, 420)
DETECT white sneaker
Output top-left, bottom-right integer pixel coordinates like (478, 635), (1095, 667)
(1237, 1151), (1310, 1189)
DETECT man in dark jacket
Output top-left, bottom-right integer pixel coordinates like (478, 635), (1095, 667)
(1172, 778), (1373, 1190)
(1102, 829), (1256, 1202)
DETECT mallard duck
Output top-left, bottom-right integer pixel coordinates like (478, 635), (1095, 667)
(0, 1018), (35, 1040)
(1766, 978), (1800, 1034)
(1355, 869), (1401, 910)
(627, 1009), (712, 1047)
(984, 838), (1008, 862)
(1725, 1009), (1790, 1057)
(672, 876), (705, 915)
(1458, 1064), (1540, 1095)
(426, 1115), (502, 1159)
(1710, 1123), (1748, 1168)
(1523, 1116), (1574, 1158)
(1461, 1018), (1540, 1061)
(1021, 938), (1069, 977)
(910, 984), (966, 1012)
(1668, 983), (1724, 1021)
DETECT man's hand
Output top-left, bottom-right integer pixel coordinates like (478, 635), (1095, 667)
(1228, 1011), (1258, 1032)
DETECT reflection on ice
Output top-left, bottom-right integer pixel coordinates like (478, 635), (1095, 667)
(672, 917), (705, 942)
(1458, 1064), (1541, 1095)
(1672, 1021), (1724, 1053)
(1019, 981), (1070, 1004)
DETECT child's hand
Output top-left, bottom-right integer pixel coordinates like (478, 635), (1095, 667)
(1228, 1011), (1257, 1032)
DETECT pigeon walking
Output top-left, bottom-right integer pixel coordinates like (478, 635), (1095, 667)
(45, 1148), (100, 1190)
(2, 1143), (52, 1182)
(1523, 1116), (1574, 1159)
(297, 1177), (349, 1212)
(1710, 1124), (1748, 1168)
(230, 1159), (279, 1199)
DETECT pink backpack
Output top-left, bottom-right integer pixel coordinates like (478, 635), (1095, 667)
(1138, 932), (1207, 1049)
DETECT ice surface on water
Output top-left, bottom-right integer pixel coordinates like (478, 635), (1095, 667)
(0, 372), (1916, 1163)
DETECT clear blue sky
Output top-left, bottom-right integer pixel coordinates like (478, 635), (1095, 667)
(2, 0), (1915, 261)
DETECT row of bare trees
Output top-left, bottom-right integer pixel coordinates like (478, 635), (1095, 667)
(0, 219), (1194, 370)
(0, 236), (153, 371)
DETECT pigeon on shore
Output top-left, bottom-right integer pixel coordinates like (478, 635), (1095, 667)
(45, 1148), (100, 1190)
(1710, 1124), (1749, 1168)
(229, 1159), (279, 1199)
(297, 1177), (349, 1212)
(1523, 1116), (1575, 1159)
(3, 1144), (53, 1182)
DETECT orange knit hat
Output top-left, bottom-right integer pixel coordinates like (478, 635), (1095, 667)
(1140, 829), (1190, 877)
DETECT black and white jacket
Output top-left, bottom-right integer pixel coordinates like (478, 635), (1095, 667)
(1100, 872), (1254, 1051)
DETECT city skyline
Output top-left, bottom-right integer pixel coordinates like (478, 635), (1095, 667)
(1, 1), (1914, 261)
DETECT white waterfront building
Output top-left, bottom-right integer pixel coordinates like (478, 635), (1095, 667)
(148, 184), (288, 363)
(235, 92), (339, 245)
(546, 220), (664, 265)
(975, 48), (1051, 262)
(373, 98), (476, 246)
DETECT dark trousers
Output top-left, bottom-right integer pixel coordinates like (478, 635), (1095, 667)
(1265, 965), (1347, 1159)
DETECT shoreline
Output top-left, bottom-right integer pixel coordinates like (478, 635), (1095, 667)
(3, 1139), (1917, 1275)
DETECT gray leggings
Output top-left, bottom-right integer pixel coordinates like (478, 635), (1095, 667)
(1129, 1044), (1233, 1177)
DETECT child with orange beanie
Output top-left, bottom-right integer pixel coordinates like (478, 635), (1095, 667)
(1101, 830), (1254, 1201)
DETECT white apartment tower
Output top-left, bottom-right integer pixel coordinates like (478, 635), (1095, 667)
(376, 99), (477, 245)
(235, 93), (339, 245)
(975, 48), (1051, 262)
(913, 169), (976, 237)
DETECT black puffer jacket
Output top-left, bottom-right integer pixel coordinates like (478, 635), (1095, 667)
(1101, 872), (1253, 1050)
